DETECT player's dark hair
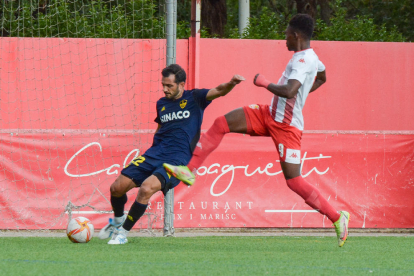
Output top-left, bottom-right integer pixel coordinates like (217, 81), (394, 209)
(289, 14), (314, 40)
(162, 64), (186, 84)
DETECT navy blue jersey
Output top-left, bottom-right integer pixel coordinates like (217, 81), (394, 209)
(144, 89), (211, 164)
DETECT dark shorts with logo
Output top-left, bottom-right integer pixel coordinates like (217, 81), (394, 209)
(121, 154), (181, 195)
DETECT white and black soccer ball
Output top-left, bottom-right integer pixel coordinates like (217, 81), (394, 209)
(66, 217), (94, 243)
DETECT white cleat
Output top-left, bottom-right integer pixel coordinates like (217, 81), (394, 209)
(108, 227), (128, 245)
(98, 214), (126, 240)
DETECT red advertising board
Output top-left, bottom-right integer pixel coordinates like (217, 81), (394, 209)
(1, 131), (413, 229)
(0, 37), (413, 230)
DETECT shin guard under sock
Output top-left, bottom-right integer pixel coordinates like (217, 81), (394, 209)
(110, 194), (128, 218)
(122, 201), (148, 231)
(286, 176), (340, 223)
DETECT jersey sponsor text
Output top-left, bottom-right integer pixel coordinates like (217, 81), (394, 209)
(160, 110), (190, 123)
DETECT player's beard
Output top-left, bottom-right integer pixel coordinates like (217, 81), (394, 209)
(168, 87), (182, 100)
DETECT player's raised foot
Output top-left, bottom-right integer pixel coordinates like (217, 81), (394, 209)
(107, 227), (128, 245)
(333, 211), (350, 247)
(163, 163), (195, 186)
(98, 214), (126, 240)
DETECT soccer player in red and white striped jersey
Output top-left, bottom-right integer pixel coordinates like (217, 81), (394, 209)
(164, 14), (350, 247)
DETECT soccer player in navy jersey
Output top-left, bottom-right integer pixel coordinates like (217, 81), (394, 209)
(164, 14), (350, 247)
(98, 64), (244, 244)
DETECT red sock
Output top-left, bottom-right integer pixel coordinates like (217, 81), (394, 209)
(286, 176), (340, 223)
(188, 116), (230, 171)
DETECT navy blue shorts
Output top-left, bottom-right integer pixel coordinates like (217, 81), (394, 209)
(121, 154), (181, 194)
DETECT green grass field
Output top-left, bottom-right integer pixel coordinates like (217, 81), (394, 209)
(1, 236), (413, 275)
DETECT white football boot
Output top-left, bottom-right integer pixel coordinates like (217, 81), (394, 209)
(97, 214), (126, 240)
(108, 227), (129, 245)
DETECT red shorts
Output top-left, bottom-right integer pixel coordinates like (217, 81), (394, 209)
(243, 104), (302, 164)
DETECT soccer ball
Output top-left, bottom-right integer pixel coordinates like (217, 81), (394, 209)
(66, 217), (94, 243)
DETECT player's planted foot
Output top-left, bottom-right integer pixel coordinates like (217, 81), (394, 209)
(98, 214), (126, 240)
(163, 163), (195, 186)
(333, 211), (350, 247)
(107, 227), (128, 245)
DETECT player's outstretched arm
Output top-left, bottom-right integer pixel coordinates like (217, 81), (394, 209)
(206, 75), (245, 100)
(310, 70), (326, 93)
(254, 73), (301, 99)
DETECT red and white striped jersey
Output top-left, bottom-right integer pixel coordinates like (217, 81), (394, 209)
(269, 48), (325, 131)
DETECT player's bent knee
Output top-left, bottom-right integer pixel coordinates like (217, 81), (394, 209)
(136, 185), (158, 204)
(110, 175), (136, 197)
(110, 184), (122, 197)
(224, 108), (247, 133)
(138, 176), (162, 198)
(137, 185), (154, 198)
(139, 182), (159, 197)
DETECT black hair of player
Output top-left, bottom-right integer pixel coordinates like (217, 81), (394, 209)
(162, 64), (186, 84)
(288, 14), (314, 40)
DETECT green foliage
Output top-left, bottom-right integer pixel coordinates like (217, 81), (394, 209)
(0, 0), (165, 38)
(177, 0), (191, 24)
(176, 21), (213, 39)
(345, 0), (414, 42)
(234, 0), (405, 42)
(239, 7), (287, 40)
(225, 0), (293, 30)
(314, 1), (405, 42)
(177, 20), (191, 39)
(0, 0), (408, 41)
(223, 0), (405, 42)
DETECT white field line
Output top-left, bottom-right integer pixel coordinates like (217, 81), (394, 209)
(65, 211), (113, 214)
(265, 210), (318, 213)
(68, 210), (319, 214)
